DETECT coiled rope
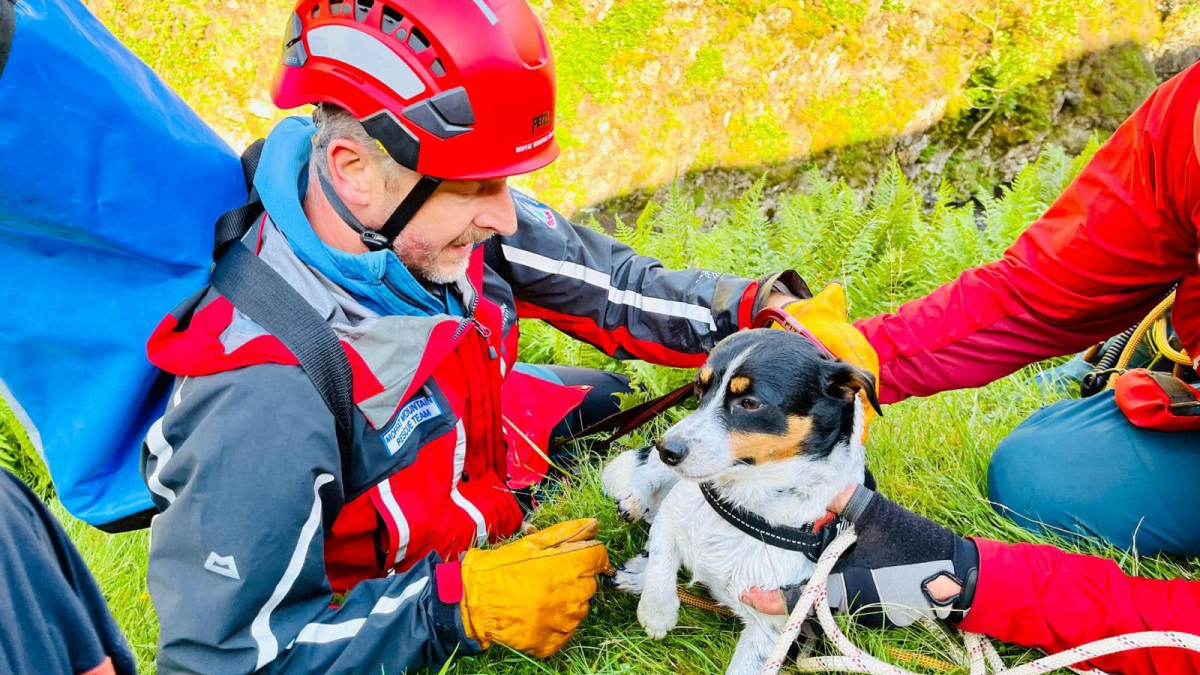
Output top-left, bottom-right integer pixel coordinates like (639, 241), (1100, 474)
(1101, 290), (1191, 389)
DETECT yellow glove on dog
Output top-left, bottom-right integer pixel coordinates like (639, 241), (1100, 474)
(459, 519), (609, 658)
(775, 283), (881, 434)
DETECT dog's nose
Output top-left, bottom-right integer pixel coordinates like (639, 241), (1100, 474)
(656, 438), (689, 466)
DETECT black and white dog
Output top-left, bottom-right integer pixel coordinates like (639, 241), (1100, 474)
(602, 328), (880, 675)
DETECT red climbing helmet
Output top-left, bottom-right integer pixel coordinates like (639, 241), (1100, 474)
(272, 0), (559, 182)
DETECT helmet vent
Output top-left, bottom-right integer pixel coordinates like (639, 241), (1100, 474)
(407, 27), (429, 53)
(431, 58), (445, 77)
(355, 0), (374, 22)
(330, 0), (351, 16)
(311, 3), (320, 19)
(381, 6), (404, 34)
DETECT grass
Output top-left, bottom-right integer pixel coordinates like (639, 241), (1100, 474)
(6, 139), (1197, 674)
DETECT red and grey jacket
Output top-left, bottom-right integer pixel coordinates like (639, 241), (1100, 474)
(857, 64), (1200, 675)
(141, 190), (773, 675)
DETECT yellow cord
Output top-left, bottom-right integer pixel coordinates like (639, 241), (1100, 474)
(1150, 315), (1192, 366)
(881, 646), (961, 673)
(1107, 291), (1181, 389)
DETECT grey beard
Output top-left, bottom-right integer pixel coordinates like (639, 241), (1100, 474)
(411, 257), (470, 285)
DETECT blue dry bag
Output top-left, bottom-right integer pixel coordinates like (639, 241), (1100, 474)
(0, 0), (247, 528)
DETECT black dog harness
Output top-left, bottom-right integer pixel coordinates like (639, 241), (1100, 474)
(701, 483), (847, 562)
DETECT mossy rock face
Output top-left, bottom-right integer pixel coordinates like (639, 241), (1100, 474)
(527, 0), (1162, 213)
(592, 38), (1166, 230)
(81, 0), (1162, 214)
(1153, 1), (1200, 80)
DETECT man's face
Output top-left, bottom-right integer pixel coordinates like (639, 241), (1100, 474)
(314, 139), (521, 284)
(391, 177), (518, 284)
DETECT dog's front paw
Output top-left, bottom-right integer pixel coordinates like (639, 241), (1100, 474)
(637, 591), (679, 639)
(601, 448), (655, 522)
(724, 657), (767, 675)
(612, 551), (648, 594)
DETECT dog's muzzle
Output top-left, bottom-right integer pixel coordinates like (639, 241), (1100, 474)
(656, 437), (689, 466)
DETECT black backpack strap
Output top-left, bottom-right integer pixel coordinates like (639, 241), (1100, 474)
(210, 241), (357, 475)
(1145, 371), (1200, 416)
(207, 138), (355, 475)
(213, 138), (266, 256)
(0, 0), (16, 80)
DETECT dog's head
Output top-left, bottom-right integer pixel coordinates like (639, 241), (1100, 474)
(655, 328), (881, 482)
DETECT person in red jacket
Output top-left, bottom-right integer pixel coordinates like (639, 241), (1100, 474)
(745, 61), (1200, 675)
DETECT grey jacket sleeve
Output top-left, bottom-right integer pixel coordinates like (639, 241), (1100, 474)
(497, 190), (760, 365)
(142, 364), (474, 675)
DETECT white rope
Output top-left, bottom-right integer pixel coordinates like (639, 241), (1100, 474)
(761, 525), (1200, 675)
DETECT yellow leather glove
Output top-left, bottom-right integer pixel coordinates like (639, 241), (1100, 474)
(775, 283), (881, 435)
(459, 519), (609, 658)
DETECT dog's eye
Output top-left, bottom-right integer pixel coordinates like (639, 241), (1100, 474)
(738, 398), (762, 411)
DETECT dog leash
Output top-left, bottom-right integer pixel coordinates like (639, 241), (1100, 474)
(761, 526), (1200, 675)
(600, 563), (737, 617)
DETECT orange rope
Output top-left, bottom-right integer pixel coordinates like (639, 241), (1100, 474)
(603, 564), (736, 617)
(1108, 292), (1179, 389)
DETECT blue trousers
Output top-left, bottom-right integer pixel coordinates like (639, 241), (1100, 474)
(989, 389), (1200, 556)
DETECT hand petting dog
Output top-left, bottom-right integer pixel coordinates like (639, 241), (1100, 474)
(740, 484), (980, 628)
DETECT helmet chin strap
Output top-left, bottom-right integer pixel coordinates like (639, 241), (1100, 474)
(316, 165), (442, 252)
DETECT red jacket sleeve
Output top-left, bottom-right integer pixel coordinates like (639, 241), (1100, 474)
(855, 64), (1200, 404)
(959, 539), (1200, 675)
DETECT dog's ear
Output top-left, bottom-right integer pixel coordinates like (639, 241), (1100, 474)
(824, 361), (883, 416)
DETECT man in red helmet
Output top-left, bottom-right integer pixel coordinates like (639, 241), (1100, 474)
(140, 1), (807, 673)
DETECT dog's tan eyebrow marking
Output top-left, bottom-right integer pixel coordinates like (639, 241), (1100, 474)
(729, 415), (813, 464)
(729, 376), (751, 395)
(699, 342), (755, 413)
(698, 367), (714, 386)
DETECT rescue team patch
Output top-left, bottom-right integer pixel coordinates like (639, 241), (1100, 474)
(515, 193), (557, 229)
(383, 396), (442, 456)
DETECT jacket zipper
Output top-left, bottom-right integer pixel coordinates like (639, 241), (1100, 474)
(456, 284), (504, 491)
(452, 288), (498, 359)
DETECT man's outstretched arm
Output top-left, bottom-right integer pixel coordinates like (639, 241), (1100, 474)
(496, 191), (809, 367)
(957, 537), (1200, 675)
(744, 486), (1200, 675)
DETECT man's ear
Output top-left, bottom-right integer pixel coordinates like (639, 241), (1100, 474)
(825, 361), (883, 416)
(327, 138), (373, 207)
